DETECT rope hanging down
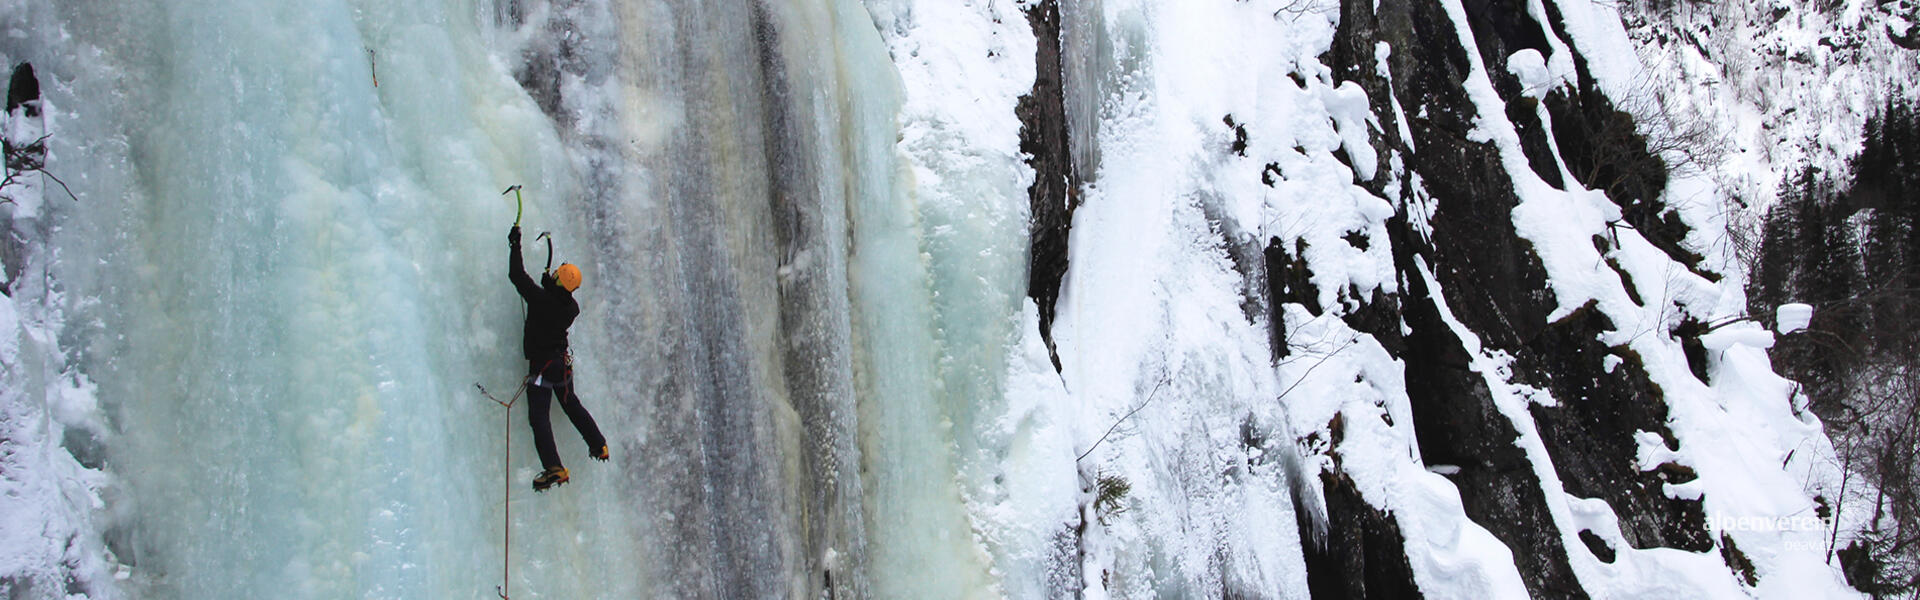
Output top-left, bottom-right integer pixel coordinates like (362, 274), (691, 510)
(1076, 381), (1166, 463)
(483, 184), (531, 599)
(476, 380), (530, 600)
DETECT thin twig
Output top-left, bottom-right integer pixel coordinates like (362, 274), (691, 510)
(1077, 380), (1167, 463)
(1274, 335), (1359, 403)
(38, 168), (77, 203)
(2, 134), (78, 202)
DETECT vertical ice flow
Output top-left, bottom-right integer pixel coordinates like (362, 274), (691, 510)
(52, 0), (621, 596)
(33, 0), (1027, 596)
(48, 2), (572, 596)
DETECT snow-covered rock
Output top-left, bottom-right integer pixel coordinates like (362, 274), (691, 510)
(1776, 302), (1814, 334)
(0, 0), (1900, 597)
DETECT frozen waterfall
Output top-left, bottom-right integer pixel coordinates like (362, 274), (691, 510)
(2, 0), (1881, 598)
(9, 0), (1026, 596)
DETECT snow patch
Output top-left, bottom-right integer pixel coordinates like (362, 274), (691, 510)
(1774, 303), (1812, 334)
(1506, 49), (1552, 99)
(1701, 326), (1776, 351)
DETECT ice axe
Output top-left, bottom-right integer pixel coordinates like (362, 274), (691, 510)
(502, 185), (524, 227)
(535, 231), (554, 274)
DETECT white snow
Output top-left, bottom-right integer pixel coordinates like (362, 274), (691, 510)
(1702, 326), (1777, 351)
(0, 0), (1896, 597)
(0, 216), (118, 599)
(1775, 303), (1813, 334)
(1506, 49), (1553, 99)
(1417, 0), (1866, 596)
(1, 21), (122, 598)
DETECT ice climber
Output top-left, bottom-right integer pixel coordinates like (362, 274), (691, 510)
(509, 225), (609, 491)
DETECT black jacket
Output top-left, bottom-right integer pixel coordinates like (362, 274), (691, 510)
(510, 236), (578, 363)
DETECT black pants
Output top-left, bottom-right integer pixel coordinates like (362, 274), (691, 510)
(527, 359), (606, 470)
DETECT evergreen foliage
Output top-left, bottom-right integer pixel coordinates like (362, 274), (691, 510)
(1754, 92), (1920, 598)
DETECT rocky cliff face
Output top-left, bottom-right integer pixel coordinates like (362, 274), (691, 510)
(1, 0), (1910, 597)
(1313, 2), (1705, 597)
(1020, 0), (1905, 597)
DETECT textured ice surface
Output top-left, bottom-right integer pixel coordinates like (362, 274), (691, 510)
(0, 0), (1902, 597)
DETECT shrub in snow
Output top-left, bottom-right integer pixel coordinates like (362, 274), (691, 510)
(1095, 472), (1130, 519)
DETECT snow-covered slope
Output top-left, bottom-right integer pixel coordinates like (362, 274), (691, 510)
(1616, 0), (1920, 207)
(991, 0), (1887, 597)
(1, 0), (1911, 598)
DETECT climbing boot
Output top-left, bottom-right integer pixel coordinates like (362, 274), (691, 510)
(532, 466), (569, 492)
(591, 444), (609, 462)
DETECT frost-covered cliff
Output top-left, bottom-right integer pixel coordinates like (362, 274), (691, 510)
(1, 0), (1913, 598)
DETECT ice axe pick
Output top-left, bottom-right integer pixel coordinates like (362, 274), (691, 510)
(502, 185), (524, 227)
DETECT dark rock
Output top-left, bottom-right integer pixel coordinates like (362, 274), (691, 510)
(1518, 303), (1711, 552)
(1224, 114), (1250, 157)
(1507, 96), (1567, 190)
(1891, 22), (1920, 50)
(1305, 469), (1425, 600)
(1579, 530), (1617, 564)
(7, 62), (38, 116)
(1655, 461), (1697, 483)
(1456, 0), (1565, 189)
(1674, 317), (1711, 383)
(1536, 1), (1715, 280)
(1266, 237), (1321, 316)
(1460, 0), (1554, 67)
(1391, 216), (1589, 598)
(1341, 230), (1370, 251)
(1017, 0), (1079, 373)
(1301, 0), (1738, 595)
(1839, 539), (1881, 592)
(1341, 286), (1408, 359)
(1594, 233), (1647, 305)
(1321, 0), (1602, 597)
(1264, 236), (1320, 361)
(1721, 534), (1759, 587)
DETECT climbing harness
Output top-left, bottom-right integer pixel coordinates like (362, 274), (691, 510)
(476, 377), (532, 600)
(526, 357), (568, 389)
